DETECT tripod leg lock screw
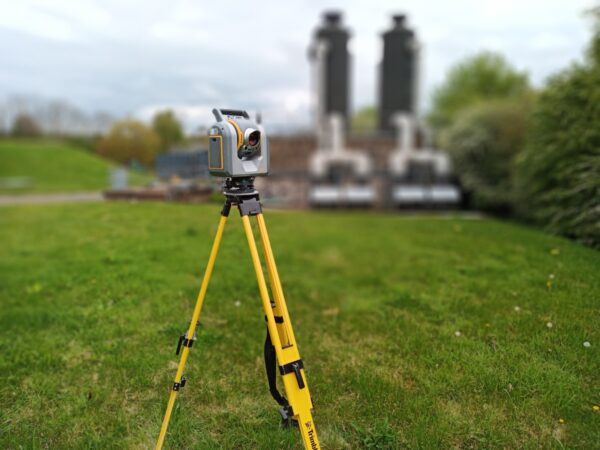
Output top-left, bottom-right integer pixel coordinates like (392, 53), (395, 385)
(279, 360), (306, 389)
(279, 405), (298, 428)
(175, 332), (197, 355)
(173, 376), (187, 391)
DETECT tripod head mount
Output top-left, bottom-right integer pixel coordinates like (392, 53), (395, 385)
(222, 177), (262, 216)
(223, 176), (257, 197)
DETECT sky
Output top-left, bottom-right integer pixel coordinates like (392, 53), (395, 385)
(0, 0), (596, 131)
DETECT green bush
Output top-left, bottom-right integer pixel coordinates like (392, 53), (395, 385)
(11, 114), (42, 137)
(96, 120), (161, 167)
(152, 109), (184, 151)
(515, 63), (600, 247)
(515, 10), (600, 248)
(443, 98), (531, 213)
(351, 106), (377, 133)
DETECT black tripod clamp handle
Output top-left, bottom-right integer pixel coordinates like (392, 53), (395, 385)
(175, 332), (196, 355)
(280, 360), (306, 389)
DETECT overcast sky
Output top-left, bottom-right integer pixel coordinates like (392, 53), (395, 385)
(0, 0), (596, 130)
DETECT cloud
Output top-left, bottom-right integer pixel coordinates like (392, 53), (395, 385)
(0, 0), (594, 130)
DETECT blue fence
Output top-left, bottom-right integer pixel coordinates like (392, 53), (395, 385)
(156, 150), (209, 180)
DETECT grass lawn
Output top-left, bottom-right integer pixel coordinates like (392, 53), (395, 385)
(0, 139), (151, 194)
(0, 202), (598, 449)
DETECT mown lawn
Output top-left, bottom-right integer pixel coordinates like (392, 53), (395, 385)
(0, 139), (151, 194)
(0, 202), (598, 449)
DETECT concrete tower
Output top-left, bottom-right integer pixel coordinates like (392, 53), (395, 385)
(378, 14), (419, 134)
(308, 11), (351, 132)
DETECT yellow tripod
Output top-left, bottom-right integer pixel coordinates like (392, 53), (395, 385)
(156, 179), (320, 450)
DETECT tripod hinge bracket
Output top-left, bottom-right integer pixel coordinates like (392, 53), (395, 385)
(175, 332), (197, 355)
(221, 201), (232, 217)
(265, 315), (284, 324)
(279, 359), (305, 389)
(172, 376), (187, 391)
(279, 404), (296, 423)
(238, 197), (262, 216)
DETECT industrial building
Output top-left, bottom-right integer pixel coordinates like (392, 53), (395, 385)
(138, 11), (461, 210)
(303, 11), (460, 208)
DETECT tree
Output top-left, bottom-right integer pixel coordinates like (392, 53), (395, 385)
(152, 110), (183, 151)
(11, 113), (42, 137)
(96, 119), (161, 167)
(351, 106), (377, 133)
(515, 10), (600, 248)
(444, 98), (532, 213)
(428, 52), (530, 131)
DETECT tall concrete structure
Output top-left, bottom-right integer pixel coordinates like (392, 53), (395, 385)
(378, 15), (419, 134)
(308, 114), (375, 207)
(387, 114), (460, 207)
(308, 11), (351, 136)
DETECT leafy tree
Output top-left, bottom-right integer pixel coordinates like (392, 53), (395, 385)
(428, 52), (530, 131)
(152, 110), (183, 151)
(444, 98), (532, 213)
(516, 10), (600, 248)
(351, 106), (377, 133)
(96, 120), (161, 167)
(11, 113), (42, 137)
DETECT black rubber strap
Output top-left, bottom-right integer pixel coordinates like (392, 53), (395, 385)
(264, 328), (289, 407)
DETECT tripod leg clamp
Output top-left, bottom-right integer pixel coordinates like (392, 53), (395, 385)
(175, 332), (197, 355)
(279, 404), (298, 425)
(238, 197), (262, 216)
(279, 360), (305, 389)
(173, 376), (187, 391)
(265, 315), (284, 324)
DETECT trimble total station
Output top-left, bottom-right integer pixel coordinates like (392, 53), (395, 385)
(208, 108), (269, 177)
(155, 109), (320, 450)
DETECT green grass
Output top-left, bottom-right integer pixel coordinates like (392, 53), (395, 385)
(0, 139), (151, 194)
(0, 203), (599, 449)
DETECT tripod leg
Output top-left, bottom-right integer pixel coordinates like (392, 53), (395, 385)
(256, 214), (296, 346)
(242, 214), (321, 450)
(155, 212), (228, 450)
(241, 215), (285, 355)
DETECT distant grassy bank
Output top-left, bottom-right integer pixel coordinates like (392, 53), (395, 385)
(0, 139), (151, 194)
(0, 202), (598, 448)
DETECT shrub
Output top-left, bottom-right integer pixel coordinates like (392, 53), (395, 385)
(443, 98), (531, 213)
(11, 114), (42, 137)
(514, 10), (600, 248)
(352, 106), (377, 133)
(152, 110), (183, 151)
(96, 120), (161, 167)
(515, 64), (600, 247)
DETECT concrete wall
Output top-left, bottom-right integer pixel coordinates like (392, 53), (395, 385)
(260, 133), (397, 208)
(268, 134), (396, 174)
